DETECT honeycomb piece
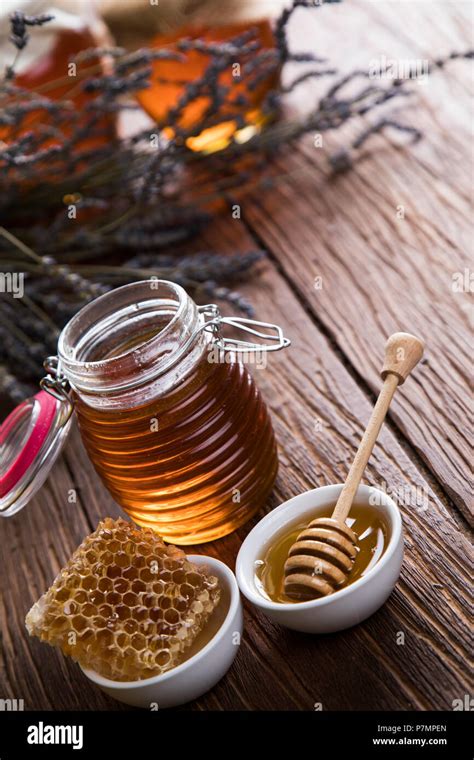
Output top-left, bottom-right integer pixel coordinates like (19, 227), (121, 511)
(26, 518), (221, 682)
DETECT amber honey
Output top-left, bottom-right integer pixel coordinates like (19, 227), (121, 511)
(2, 28), (114, 170)
(137, 19), (279, 153)
(255, 503), (389, 604)
(58, 281), (283, 546)
(74, 344), (277, 545)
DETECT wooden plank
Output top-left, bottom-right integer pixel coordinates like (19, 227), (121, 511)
(2, 216), (470, 711)
(240, 0), (473, 520)
(1, 0), (471, 713)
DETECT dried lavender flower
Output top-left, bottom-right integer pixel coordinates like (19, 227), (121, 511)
(8, 11), (55, 51)
(0, 1), (471, 402)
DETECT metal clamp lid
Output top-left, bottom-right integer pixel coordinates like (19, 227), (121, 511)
(40, 356), (73, 409)
(195, 304), (291, 353)
(0, 373), (73, 516)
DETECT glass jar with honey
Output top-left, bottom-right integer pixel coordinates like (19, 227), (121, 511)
(0, 280), (289, 544)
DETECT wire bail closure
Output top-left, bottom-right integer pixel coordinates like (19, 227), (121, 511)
(39, 304), (290, 402)
(195, 304), (291, 353)
(40, 357), (74, 421)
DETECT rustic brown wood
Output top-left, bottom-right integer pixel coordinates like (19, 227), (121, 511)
(0, 0), (472, 713)
(1, 218), (471, 711)
(243, 0), (473, 522)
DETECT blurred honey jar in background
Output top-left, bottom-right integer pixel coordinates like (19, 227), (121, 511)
(0, 2), (115, 167)
(100, 0), (283, 153)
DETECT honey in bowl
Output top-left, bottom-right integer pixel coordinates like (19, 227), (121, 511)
(255, 503), (389, 604)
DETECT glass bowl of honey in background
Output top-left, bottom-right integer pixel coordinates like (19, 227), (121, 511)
(136, 15), (280, 154)
(17, 280), (287, 545)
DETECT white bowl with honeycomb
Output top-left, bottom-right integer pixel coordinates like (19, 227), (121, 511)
(26, 518), (243, 708)
(81, 554), (242, 708)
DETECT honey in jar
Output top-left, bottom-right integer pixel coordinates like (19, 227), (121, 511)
(53, 280), (287, 544)
(255, 503), (389, 603)
(0, 10), (114, 186)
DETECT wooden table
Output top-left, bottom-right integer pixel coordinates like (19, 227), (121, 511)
(1, 0), (472, 711)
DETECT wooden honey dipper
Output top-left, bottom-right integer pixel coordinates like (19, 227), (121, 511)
(284, 332), (424, 600)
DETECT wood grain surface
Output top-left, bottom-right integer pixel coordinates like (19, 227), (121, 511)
(0, 0), (472, 711)
(245, 0), (473, 519)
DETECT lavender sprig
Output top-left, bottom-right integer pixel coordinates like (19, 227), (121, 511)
(9, 11), (54, 50)
(0, 1), (471, 405)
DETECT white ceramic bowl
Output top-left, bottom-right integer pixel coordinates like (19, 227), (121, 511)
(81, 555), (243, 708)
(236, 484), (403, 633)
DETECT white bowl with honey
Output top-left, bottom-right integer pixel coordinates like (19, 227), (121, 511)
(236, 484), (403, 633)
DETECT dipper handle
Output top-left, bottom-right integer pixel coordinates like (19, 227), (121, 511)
(331, 333), (424, 524)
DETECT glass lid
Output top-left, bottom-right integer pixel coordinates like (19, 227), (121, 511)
(0, 389), (73, 517)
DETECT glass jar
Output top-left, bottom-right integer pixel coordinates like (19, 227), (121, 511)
(1, 0), (115, 192)
(0, 280), (289, 545)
